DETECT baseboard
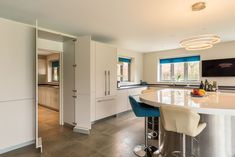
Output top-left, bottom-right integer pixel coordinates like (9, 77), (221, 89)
(64, 122), (75, 129)
(0, 140), (35, 154)
(73, 126), (90, 135)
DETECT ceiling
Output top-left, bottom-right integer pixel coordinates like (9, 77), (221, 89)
(0, 0), (235, 52)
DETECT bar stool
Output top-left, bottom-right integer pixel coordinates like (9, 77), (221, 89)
(159, 105), (206, 157)
(141, 89), (158, 140)
(129, 96), (160, 157)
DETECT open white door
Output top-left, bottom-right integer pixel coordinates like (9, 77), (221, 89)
(63, 39), (76, 126)
(35, 20), (42, 153)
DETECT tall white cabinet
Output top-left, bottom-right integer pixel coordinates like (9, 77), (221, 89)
(95, 42), (117, 98)
(73, 38), (118, 132)
(95, 42), (117, 120)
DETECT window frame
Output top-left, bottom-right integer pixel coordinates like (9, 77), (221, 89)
(117, 58), (131, 82)
(51, 60), (60, 82)
(160, 60), (200, 82)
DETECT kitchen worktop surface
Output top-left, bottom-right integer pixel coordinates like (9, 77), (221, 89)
(140, 88), (235, 115)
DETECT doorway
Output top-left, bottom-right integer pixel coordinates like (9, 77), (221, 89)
(37, 50), (61, 135)
(35, 28), (76, 151)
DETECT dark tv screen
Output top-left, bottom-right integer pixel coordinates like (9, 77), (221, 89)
(202, 58), (235, 77)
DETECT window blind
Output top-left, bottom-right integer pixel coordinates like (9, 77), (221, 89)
(118, 57), (131, 63)
(160, 55), (200, 64)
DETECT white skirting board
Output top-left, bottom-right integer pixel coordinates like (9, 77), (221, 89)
(73, 126), (90, 135)
(0, 140), (35, 154)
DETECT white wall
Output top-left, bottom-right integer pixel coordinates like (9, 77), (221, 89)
(117, 48), (143, 84)
(0, 19), (35, 153)
(143, 41), (235, 86)
(38, 38), (63, 52)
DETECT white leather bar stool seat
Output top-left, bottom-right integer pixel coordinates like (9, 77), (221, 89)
(160, 105), (206, 157)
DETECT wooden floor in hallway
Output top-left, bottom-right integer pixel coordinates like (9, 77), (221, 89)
(1, 106), (158, 157)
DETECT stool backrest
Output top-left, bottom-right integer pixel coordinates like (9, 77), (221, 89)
(128, 96), (144, 117)
(160, 105), (201, 137)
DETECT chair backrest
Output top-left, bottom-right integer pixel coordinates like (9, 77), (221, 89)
(141, 89), (156, 94)
(128, 96), (144, 117)
(160, 105), (201, 137)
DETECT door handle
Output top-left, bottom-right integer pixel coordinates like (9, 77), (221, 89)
(97, 98), (115, 102)
(108, 70), (110, 95)
(72, 95), (77, 98)
(105, 71), (107, 96)
(72, 90), (77, 92)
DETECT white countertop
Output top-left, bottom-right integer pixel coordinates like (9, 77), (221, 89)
(139, 88), (235, 115)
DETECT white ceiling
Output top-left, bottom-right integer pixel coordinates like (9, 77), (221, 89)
(0, 0), (235, 52)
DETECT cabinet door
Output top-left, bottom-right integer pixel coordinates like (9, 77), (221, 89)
(95, 96), (117, 120)
(116, 90), (128, 113)
(95, 42), (117, 98)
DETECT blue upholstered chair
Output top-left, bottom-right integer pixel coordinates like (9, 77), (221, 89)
(129, 96), (160, 157)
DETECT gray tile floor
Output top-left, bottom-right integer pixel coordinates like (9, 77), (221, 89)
(1, 107), (157, 157)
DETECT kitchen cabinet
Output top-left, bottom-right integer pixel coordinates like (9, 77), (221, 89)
(93, 42), (117, 121)
(116, 90), (128, 113)
(95, 42), (117, 98)
(38, 86), (59, 110)
(38, 58), (47, 75)
(95, 96), (117, 120)
(116, 87), (147, 111)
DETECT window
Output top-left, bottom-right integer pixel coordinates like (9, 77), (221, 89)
(51, 61), (59, 82)
(160, 56), (200, 82)
(117, 57), (131, 82)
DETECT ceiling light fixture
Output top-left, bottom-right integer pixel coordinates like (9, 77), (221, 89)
(180, 34), (221, 51)
(180, 2), (221, 51)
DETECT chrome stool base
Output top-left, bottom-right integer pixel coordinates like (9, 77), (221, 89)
(133, 145), (146, 157)
(133, 145), (158, 157)
(148, 131), (158, 139)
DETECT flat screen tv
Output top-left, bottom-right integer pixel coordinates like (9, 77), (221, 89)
(202, 58), (235, 77)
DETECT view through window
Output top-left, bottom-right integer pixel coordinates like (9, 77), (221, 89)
(117, 57), (131, 82)
(160, 56), (200, 82)
(51, 60), (59, 82)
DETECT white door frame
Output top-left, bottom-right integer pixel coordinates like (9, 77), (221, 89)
(35, 20), (42, 153)
(59, 51), (64, 125)
(36, 38), (65, 153)
(37, 49), (64, 125)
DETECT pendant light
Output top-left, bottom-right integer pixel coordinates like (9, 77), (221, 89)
(180, 2), (220, 51)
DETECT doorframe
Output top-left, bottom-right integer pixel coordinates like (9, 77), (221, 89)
(59, 51), (64, 125)
(35, 24), (76, 153)
(37, 49), (64, 125)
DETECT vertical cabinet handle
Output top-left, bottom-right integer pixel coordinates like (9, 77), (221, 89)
(105, 71), (107, 96)
(108, 70), (110, 95)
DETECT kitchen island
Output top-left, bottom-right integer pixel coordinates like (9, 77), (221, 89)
(140, 88), (235, 157)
